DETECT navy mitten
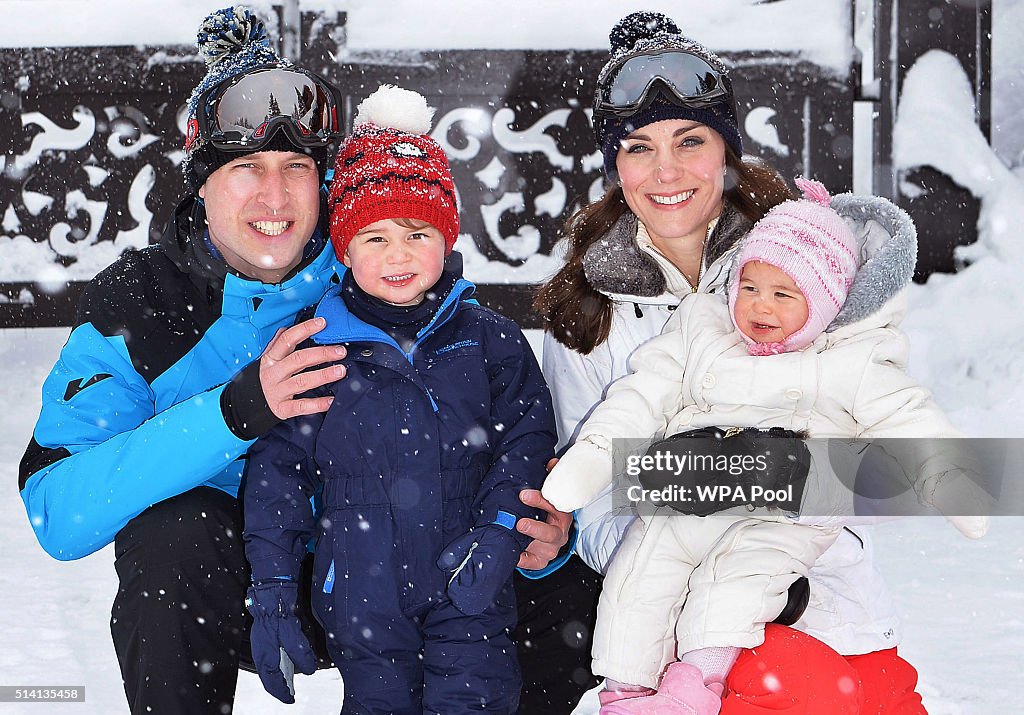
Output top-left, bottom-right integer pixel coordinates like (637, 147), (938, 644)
(437, 521), (525, 615)
(245, 580), (318, 703)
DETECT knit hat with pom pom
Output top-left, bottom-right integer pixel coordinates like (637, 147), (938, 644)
(328, 85), (459, 259)
(182, 5), (336, 190)
(728, 177), (861, 355)
(595, 11), (742, 179)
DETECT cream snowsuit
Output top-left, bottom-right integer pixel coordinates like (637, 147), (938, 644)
(542, 194), (981, 688)
(563, 289), (964, 686)
(544, 199), (902, 661)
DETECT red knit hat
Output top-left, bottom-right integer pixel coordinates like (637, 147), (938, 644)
(329, 85), (459, 259)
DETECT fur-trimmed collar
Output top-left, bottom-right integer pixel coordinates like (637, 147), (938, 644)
(829, 193), (917, 329)
(582, 202), (752, 298)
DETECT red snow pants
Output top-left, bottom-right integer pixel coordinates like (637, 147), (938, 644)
(721, 625), (926, 714)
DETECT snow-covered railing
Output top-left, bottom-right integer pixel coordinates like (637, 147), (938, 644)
(4, 1), (990, 328)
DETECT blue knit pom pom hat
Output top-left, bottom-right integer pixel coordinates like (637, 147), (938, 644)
(594, 11), (743, 180)
(181, 6), (334, 191)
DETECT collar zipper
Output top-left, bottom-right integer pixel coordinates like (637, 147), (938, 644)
(690, 223), (712, 293)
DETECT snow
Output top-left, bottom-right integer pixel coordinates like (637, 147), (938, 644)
(0, 1), (853, 74)
(993, 0), (1024, 166)
(2, 324), (1022, 713)
(3, 1), (1024, 712)
(895, 47), (1024, 429)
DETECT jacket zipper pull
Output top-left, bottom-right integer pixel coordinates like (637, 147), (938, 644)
(634, 303), (644, 319)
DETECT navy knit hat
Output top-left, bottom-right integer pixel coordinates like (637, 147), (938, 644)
(594, 12), (743, 179)
(181, 6), (332, 191)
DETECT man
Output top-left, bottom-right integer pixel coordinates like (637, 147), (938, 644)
(19, 7), (597, 714)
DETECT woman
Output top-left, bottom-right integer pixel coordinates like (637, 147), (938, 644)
(536, 11), (925, 715)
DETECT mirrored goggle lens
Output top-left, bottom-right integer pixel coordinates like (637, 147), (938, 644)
(209, 69), (341, 145)
(602, 51), (726, 110)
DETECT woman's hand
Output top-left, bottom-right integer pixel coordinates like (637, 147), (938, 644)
(515, 470), (572, 571)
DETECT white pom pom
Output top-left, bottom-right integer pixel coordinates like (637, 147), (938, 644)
(354, 84), (435, 134)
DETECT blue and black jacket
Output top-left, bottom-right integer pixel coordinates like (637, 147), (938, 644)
(19, 195), (342, 560)
(243, 277), (557, 605)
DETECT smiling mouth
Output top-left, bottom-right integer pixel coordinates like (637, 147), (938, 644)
(250, 220), (291, 236)
(384, 273), (414, 283)
(650, 189), (696, 206)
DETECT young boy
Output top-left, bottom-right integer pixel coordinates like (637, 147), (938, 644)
(542, 179), (987, 714)
(242, 85), (556, 714)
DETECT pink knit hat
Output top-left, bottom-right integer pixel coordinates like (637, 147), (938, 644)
(728, 177), (859, 355)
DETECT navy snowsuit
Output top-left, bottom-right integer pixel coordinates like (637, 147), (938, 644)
(243, 277), (557, 714)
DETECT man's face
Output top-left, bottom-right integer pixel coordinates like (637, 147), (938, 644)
(199, 151), (320, 284)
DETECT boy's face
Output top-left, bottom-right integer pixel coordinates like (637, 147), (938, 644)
(343, 218), (446, 306)
(733, 261), (809, 344)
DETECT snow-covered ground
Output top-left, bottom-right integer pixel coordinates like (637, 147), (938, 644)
(3, 0), (1024, 712)
(2, 323), (1022, 714)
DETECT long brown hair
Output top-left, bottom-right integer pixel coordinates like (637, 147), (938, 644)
(533, 148), (795, 354)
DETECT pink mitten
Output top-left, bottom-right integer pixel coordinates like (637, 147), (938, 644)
(600, 663), (722, 715)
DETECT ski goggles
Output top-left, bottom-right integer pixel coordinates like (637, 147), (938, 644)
(595, 49), (730, 118)
(186, 66), (344, 153)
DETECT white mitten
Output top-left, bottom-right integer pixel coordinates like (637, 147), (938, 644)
(541, 439), (614, 512)
(928, 469), (992, 539)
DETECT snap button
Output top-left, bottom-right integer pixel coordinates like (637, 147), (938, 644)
(785, 388), (802, 400)
(360, 348), (373, 357)
(702, 373), (716, 388)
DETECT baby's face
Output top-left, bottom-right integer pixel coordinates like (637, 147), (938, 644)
(733, 261), (809, 344)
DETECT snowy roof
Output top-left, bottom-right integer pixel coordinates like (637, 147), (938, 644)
(0, 0), (853, 74)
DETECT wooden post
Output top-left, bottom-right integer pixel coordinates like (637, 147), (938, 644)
(875, 0), (992, 279)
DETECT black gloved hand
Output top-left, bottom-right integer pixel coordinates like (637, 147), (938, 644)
(742, 427), (811, 509)
(636, 427), (810, 516)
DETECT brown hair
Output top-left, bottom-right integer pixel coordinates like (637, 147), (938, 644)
(533, 148), (796, 354)
(392, 217), (434, 231)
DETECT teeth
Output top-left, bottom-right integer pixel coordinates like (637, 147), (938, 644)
(384, 274), (413, 283)
(650, 190), (695, 206)
(251, 220), (290, 236)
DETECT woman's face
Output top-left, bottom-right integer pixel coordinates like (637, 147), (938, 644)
(615, 119), (727, 248)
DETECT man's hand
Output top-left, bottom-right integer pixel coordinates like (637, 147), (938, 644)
(515, 485), (572, 571)
(261, 317), (347, 419)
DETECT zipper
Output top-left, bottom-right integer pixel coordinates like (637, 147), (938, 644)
(690, 223), (712, 293)
(446, 541), (479, 587)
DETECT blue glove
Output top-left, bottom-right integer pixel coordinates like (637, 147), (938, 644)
(245, 580), (318, 704)
(437, 522), (524, 616)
